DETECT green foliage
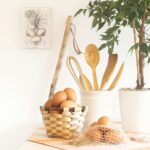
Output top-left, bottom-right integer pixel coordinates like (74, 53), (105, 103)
(75, 0), (150, 56)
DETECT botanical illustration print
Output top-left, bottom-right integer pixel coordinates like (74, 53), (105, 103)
(22, 8), (51, 49)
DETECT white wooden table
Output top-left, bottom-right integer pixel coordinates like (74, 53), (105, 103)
(19, 141), (61, 150)
(18, 140), (150, 150)
(18, 128), (150, 150)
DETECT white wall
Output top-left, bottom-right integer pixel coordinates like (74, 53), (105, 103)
(0, 0), (150, 150)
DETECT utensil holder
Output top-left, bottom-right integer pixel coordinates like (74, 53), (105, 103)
(79, 90), (119, 129)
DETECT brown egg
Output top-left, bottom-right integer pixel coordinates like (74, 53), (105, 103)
(64, 88), (76, 101)
(98, 116), (112, 126)
(51, 91), (67, 107)
(44, 98), (53, 109)
(60, 100), (77, 108)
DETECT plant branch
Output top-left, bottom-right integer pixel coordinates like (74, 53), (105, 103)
(132, 21), (141, 87)
(136, 28), (140, 33)
(138, 12), (146, 88)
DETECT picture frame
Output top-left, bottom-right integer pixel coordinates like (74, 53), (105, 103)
(21, 7), (52, 49)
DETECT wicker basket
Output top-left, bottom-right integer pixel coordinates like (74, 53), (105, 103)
(40, 106), (88, 139)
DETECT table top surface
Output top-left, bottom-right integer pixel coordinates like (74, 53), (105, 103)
(19, 141), (150, 150)
(19, 141), (59, 150)
(18, 128), (150, 150)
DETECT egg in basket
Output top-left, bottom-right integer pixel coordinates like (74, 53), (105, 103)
(40, 88), (88, 139)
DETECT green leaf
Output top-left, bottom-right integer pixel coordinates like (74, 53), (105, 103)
(74, 9), (83, 17)
(107, 40), (115, 54)
(83, 9), (87, 15)
(108, 47), (113, 54)
(101, 34), (113, 40)
(105, 26), (119, 34)
(140, 43), (149, 56)
(128, 13), (135, 24)
(94, 1), (98, 6)
(92, 18), (97, 28)
(99, 43), (107, 50)
(122, 20), (128, 26)
(146, 18), (150, 24)
(148, 57), (150, 63)
(118, 29), (121, 34)
(144, 0), (148, 7)
(89, 10), (94, 17)
(116, 12), (124, 21)
(134, 7), (140, 18)
(135, 19), (141, 29)
(97, 22), (106, 30)
(89, 1), (93, 8)
(129, 43), (139, 53)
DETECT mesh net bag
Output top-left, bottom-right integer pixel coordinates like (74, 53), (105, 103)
(68, 123), (129, 145)
(86, 124), (129, 144)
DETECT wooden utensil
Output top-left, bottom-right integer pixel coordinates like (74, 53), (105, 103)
(67, 56), (90, 90)
(67, 57), (83, 90)
(108, 62), (124, 90)
(85, 44), (100, 90)
(79, 75), (92, 91)
(100, 54), (118, 90)
(49, 16), (72, 98)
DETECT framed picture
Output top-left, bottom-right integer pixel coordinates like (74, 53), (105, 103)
(21, 7), (52, 49)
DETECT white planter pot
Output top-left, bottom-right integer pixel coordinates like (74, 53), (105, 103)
(119, 89), (150, 134)
(79, 91), (120, 129)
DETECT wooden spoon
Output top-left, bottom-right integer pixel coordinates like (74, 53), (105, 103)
(79, 75), (92, 91)
(100, 54), (118, 90)
(85, 44), (100, 90)
(108, 62), (124, 90)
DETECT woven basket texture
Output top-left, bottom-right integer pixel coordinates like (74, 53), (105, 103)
(40, 106), (88, 139)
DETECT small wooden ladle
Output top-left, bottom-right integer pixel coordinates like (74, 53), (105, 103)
(85, 44), (100, 90)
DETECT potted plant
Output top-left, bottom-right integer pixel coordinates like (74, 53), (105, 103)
(75, 0), (150, 134)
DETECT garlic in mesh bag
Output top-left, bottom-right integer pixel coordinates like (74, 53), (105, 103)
(68, 116), (129, 145)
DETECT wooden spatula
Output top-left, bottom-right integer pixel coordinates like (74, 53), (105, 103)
(108, 62), (124, 90)
(100, 54), (118, 90)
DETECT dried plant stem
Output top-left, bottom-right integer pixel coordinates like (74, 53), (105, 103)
(132, 21), (141, 87)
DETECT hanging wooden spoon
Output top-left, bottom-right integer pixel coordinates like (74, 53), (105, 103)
(108, 62), (124, 90)
(85, 44), (100, 90)
(100, 54), (118, 90)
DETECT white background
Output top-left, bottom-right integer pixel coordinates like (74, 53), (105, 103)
(0, 0), (150, 150)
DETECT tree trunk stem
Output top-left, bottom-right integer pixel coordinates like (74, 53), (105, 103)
(132, 22), (141, 88)
(137, 15), (146, 89)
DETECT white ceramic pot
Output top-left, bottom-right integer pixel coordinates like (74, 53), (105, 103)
(119, 89), (150, 134)
(79, 91), (120, 129)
